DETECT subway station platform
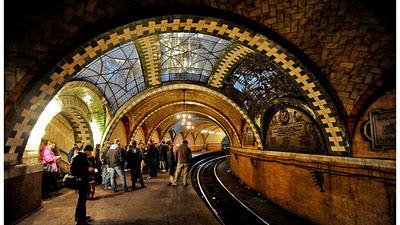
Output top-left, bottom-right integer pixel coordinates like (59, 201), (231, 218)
(17, 172), (219, 225)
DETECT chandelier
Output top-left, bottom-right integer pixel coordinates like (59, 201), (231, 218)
(177, 89), (194, 129)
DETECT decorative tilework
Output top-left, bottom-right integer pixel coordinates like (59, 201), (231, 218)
(58, 95), (94, 145)
(208, 44), (253, 88)
(136, 36), (161, 86)
(6, 16), (349, 159)
(61, 111), (93, 145)
(102, 83), (262, 148)
(129, 102), (240, 147)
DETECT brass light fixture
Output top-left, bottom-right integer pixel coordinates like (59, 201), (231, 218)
(176, 89), (194, 129)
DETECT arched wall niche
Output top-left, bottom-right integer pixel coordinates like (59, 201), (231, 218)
(150, 129), (161, 144)
(185, 133), (195, 149)
(162, 131), (173, 142)
(5, 15), (351, 164)
(43, 113), (75, 152)
(108, 120), (128, 147)
(174, 132), (184, 145)
(195, 133), (206, 147)
(263, 99), (327, 155)
(132, 126), (146, 144)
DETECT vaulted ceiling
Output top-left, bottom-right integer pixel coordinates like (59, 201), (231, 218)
(4, 0), (395, 162)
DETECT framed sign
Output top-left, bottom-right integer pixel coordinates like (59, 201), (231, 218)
(363, 109), (396, 150)
(266, 107), (325, 154)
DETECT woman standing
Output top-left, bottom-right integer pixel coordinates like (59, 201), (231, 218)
(167, 142), (176, 185)
(39, 140), (61, 198)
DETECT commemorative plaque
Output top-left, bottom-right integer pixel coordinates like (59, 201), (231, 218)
(363, 109), (396, 150)
(266, 107), (325, 153)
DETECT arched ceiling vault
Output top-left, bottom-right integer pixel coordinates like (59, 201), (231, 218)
(59, 81), (111, 134)
(126, 102), (240, 147)
(101, 85), (257, 146)
(6, 15), (356, 161)
(56, 95), (94, 145)
(146, 112), (233, 146)
(157, 117), (222, 142)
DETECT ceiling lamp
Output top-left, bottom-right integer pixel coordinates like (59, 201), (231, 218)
(176, 89), (194, 129)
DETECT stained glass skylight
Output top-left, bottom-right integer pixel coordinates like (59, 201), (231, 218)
(74, 42), (146, 113)
(225, 54), (300, 116)
(159, 33), (232, 83)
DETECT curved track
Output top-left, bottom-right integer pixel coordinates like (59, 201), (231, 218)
(191, 154), (269, 225)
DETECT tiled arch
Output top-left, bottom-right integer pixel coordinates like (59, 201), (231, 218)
(104, 83), (260, 148)
(140, 107), (237, 147)
(5, 15), (350, 162)
(58, 95), (94, 145)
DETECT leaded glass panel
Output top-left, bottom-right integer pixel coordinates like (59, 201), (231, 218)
(74, 42), (146, 113)
(160, 33), (231, 83)
(225, 54), (301, 116)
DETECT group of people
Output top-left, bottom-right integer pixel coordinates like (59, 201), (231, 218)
(40, 137), (193, 225)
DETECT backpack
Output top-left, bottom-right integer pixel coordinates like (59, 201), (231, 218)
(63, 174), (81, 190)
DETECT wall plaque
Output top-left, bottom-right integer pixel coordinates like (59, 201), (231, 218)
(266, 107), (325, 153)
(363, 109), (396, 150)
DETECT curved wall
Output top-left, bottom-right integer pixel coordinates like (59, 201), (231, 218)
(229, 147), (395, 225)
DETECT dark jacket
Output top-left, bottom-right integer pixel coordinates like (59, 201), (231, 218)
(159, 144), (168, 161)
(108, 145), (123, 168)
(126, 146), (142, 171)
(175, 143), (192, 163)
(101, 147), (110, 165)
(167, 150), (176, 168)
(146, 145), (158, 162)
(71, 152), (90, 181)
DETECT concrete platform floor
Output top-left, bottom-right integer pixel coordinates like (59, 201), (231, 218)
(17, 172), (220, 225)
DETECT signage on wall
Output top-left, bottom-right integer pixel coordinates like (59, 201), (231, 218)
(362, 109), (396, 150)
(266, 107), (325, 153)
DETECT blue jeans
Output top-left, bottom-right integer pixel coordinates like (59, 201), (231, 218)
(160, 161), (167, 171)
(102, 165), (111, 188)
(110, 165), (127, 191)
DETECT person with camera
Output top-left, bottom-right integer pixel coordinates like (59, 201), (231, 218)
(71, 145), (94, 225)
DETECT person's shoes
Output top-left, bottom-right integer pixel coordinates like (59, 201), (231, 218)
(76, 220), (90, 225)
(107, 186), (112, 190)
(183, 184), (189, 187)
(113, 190), (119, 193)
(124, 189), (130, 192)
(141, 185), (145, 188)
(171, 183), (178, 186)
(86, 216), (93, 222)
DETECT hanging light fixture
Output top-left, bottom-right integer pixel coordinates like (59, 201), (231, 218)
(177, 89), (194, 129)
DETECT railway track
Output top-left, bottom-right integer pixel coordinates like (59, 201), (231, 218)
(190, 154), (269, 225)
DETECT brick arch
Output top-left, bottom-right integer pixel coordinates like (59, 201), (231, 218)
(121, 116), (131, 143)
(57, 95), (94, 145)
(145, 110), (235, 147)
(108, 85), (252, 148)
(5, 15), (352, 163)
(59, 111), (93, 145)
(62, 80), (112, 127)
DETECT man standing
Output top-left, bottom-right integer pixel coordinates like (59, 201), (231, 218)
(172, 140), (192, 186)
(71, 145), (94, 225)
(108, 138), (128, 192)
(100, 142), (112, 190)
(68, 141), (84, 164)
(159, 141), (168, 172)
(126, 140), (145, 190)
